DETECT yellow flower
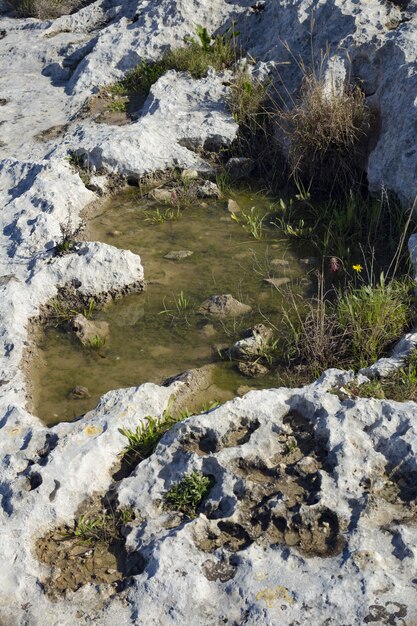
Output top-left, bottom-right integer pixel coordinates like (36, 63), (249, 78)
(352, 264), (363, 272)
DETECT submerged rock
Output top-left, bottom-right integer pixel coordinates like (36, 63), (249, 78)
(69, 314), (109, 346)
(68, 385), (90, 399)
(163, 250), (194, 260)
(198, 294), (252, 317)
(236, 360), (270, 377)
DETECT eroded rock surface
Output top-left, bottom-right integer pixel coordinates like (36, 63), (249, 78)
(1, 0), (417, 623)
(0, 371), (415, 624)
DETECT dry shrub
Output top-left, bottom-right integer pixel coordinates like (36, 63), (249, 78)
(278, 72), (368, 190)
(10, 0), (86, 19)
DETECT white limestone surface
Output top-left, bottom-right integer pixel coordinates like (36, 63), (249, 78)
(1, 0), (417, 623)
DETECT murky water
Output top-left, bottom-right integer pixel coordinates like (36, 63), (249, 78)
(32, 186), (309, 424)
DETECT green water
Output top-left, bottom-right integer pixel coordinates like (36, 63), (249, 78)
(32, 187), (309, 425)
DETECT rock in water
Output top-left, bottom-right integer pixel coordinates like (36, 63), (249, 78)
(69, 314), (109, 346)
(163, 250), (194, 260)
(227, 198), (241, 213)
(198, 294), (252, 317)
(230, 324), (274, 360)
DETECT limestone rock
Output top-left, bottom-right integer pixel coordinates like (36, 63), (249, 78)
(68, 385), (90, 399)
(236, 360), (269, 377)
(230, 324), (274, 360)
(225, 157), (254, 180)
(163, 250), (194, 260)
(69, 314), (109, 346)
(227, 198), (241, 213)
(196, 181), (221, 199)
(198, 294), (252, 317)
(151, 189), (173, 203)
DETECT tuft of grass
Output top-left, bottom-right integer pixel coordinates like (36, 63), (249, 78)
(144, 206), (180, 224)
(49, 297), (95, 326)
(227, 70), (269, 129)
(336, 275), (414, 367)
(276, 71), (367, 189)
(345, 352), (417, 403)
(120, 407), (191, 466)
(159, 290), (193, 325)
(111, 24), (239, 101)
(231, 206), (268, 239)
(9, 0), (84, 18)
(68, 507), (135, 544)
(165, 471), (213, 517)
(281, 272), (414, 374)
(88, 334), (105, 350)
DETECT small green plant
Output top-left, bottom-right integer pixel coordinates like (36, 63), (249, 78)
(110, 24), (239, 100)
(65, 506), (136, 545)
(144, 206), (180, 224)
(227, 70), (269, 128)
(231, 206), (268, 239)
(285, 437), (298, 454)
(53, 207), (85, 257)
(88, 335), (105, 350)
(165, 471), (213, 517)
(159, 290), (193, 325)
(49, 297), (95, 326)
(107, 98), (128, 113)
(120, 405), (190, 466)
(336, 274), (414, 367)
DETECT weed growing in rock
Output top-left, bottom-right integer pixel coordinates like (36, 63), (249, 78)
(54, 210), (84, 257)
(344, 351), (417, 402)
(65, 507), (135, 545)
(165, 471), (213, 517)
(227, 70), (269, 129)
(120, 408), (190, 466)
(111, 24), (239, 101)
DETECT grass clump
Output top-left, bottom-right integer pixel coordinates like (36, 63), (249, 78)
(48, 296), (95, 326)
(120, 407), (191, 466)
(231, 206), (268, 239)
(277, 71), (367, 190)
(345, 352), (417, 403)
(165, 471), (213, 517)
(227, 70), (269, 128)
(144, 206), (180, 224)
(337, 275), (413, 366)
(9, 0), (85, 18)
(112, 24), (238, 101)
(64, 507), (135, 545)
(159, 290), (193, 325)
(282, 272), (414, 375)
